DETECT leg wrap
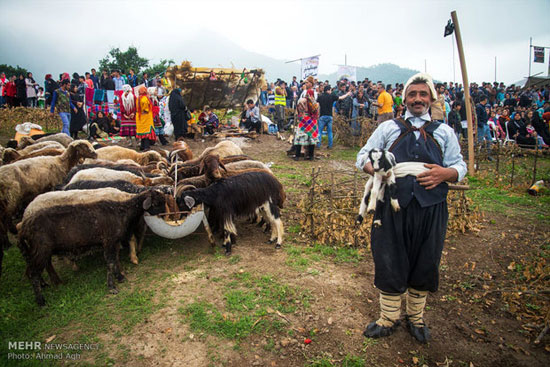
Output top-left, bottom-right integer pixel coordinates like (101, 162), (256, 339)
(376, 291), (402, 327)
(406, 288), (428, 326)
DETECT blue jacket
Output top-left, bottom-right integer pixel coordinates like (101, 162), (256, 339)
(476, 103), (488, 128)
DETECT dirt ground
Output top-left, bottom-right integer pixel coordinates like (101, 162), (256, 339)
(9, 133), (549, 366)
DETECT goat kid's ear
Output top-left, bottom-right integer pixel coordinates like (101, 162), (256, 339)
(143, 196), (152, 210)
(184, 195), (196, 209)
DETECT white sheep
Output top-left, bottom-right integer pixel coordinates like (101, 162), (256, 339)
(356, 149), (399, 226)
(65, 167), (173, 187)
(198, 140), (244, 160)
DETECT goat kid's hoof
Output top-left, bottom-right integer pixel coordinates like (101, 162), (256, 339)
(109, 288), (119, 295)
(275, 243), (282, 249)
(36, 297), (46, 307)
(117, 275), (126, 283)
(373, 219), (382, 227)
(355, 215), (364, 224)
(266, 239), (275, 244)
(130, 257), (139, 265)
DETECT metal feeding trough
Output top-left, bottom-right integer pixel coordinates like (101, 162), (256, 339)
(143, 204), (210, 240)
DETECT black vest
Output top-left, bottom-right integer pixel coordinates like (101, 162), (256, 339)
(389, 118), (449, 208)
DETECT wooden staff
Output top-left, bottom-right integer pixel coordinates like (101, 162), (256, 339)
(451, 11), (475, 175)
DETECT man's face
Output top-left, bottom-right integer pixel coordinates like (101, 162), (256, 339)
(247, 103), (254, 109)
(438, 86), (445, 94)
(405, 83), (432, 116)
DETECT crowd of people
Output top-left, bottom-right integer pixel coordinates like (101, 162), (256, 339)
(2, 68), (550, 153)
(260, 75), (550, 154)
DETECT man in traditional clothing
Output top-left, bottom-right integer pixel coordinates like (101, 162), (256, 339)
(120, 84), (137, 146)
(356, 73), (466, 343)
(135, 86), (156, 151)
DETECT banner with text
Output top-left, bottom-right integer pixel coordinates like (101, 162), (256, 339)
(337, 65), (357, 82)
(301, 56), (319, 79)
(534, 46), (545, 63)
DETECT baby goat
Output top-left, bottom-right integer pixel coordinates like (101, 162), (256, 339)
(356, 148), (399, 225)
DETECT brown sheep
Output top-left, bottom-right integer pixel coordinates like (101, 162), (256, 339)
(18, 141), (65, 155)
(169, 139), (193, 163)
(94, 146), (165, 166)
(0, 140), (97, 277)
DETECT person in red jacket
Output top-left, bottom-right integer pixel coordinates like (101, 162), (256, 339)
(4, 76), (17, 107)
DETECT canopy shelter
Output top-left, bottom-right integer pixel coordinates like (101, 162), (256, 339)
(164, 61), (266, 111)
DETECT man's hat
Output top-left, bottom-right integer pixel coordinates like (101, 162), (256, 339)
(403, 73), (437, 102)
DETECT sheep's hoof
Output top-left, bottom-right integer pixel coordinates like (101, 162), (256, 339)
(225, 250), (232, 256)
(356, 215), (364, 224)
(117, 275), (126, 283)
(130, 257), (139, 265)
(275, 243), (282, 249)
(373, 219), (382, 227)
(109, 288), (119, 295)
(266, 239), (275, 244)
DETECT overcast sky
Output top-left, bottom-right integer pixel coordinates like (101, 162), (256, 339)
(1, 0), (549, 84)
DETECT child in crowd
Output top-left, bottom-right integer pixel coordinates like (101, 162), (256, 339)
(198, 106), (219, 135)
(488, 110), (506, 140)
(37, 87), (45, 109)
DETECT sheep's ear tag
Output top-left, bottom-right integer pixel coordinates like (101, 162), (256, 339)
(143, 196), (152, 210)
(184, 196), (195, 208)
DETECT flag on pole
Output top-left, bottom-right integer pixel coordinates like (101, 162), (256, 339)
(301, 56), (319, 79)
(337, 65), (357, 82)
(444, 19), (454, 37)
(534, 46), (545, 63)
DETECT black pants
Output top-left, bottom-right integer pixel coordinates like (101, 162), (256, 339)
(245, 118), (261, 133)
(370, 197), (448, 294)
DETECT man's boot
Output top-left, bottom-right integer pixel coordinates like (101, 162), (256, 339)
(159, 134), (169, 146)
(363, 291), (402, 339)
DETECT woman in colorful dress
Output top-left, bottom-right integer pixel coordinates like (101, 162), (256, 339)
(292, 88), (320, 160)
(120, 84), (137, 146)
(135, 86), (157, 151)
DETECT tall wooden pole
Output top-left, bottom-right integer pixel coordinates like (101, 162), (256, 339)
(451, 10), (475, 175)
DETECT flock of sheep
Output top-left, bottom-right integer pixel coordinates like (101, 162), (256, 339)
(0, 135), (285, 306)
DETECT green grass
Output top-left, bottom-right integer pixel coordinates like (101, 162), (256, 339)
(180, 272), (311, 341)
(286, 243), (363, 264)
(467, 175), (550, 222)
(0, 236), (202, 367)
(327, 147), (361, 161)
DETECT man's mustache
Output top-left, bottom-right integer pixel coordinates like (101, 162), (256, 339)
(412, 102), (426, 107)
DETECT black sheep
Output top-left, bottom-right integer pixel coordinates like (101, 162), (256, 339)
(177, 171), (285, 255)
